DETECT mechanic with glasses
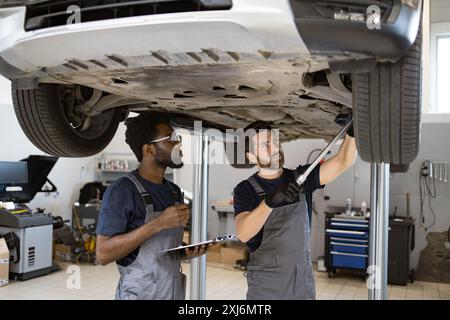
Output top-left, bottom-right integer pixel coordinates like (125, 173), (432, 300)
(96, 111), (209, 300)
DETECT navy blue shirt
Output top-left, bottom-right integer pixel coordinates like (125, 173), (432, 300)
(96, 170), (182, 267)
(233, 164), (324, 253)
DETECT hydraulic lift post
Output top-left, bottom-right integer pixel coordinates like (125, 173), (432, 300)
(368, 163), (390, 300)
(190, 129), (209, 300)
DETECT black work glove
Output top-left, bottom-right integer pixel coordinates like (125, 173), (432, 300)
(335, 112), (354, 137)
(264, 182), (301, 209)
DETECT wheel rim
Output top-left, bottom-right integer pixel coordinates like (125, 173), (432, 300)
(57, 85), (115, 140)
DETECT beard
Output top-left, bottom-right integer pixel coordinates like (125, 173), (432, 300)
(154, 144), (184, 169)
(257, 152), (284, 170)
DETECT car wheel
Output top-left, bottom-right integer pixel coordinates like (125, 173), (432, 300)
(12, 83), (122, 157)
(353, 28), (422, 166)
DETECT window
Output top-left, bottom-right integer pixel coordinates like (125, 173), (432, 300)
(430, 22), (450, 114)
(436, 37), (450, 113)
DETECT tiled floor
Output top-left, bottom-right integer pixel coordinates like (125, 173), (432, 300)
(0, 261), (449, 300)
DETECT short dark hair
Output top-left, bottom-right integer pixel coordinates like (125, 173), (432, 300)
(243, 121), (273, 154)
(125, 111), (171, 162)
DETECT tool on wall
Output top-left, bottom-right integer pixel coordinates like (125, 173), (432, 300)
(443, 162), (447, 181)
(422, 161), (449, 183)
(420, 160), (437, 231)
(406, 192), (411, 217)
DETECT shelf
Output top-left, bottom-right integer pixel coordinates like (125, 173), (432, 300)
(94, 152), (176, 185)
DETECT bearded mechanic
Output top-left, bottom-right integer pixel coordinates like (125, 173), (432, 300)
(233, 117), (357, 300)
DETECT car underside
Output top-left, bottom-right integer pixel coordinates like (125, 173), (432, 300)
(39, 50), (354, 142)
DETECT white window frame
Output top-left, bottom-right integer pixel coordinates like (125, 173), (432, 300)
(430, 22), (450, 115)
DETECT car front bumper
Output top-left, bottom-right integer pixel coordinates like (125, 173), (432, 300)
(0, 0), (422, 82)
(0, 0), (309, 79)
(290, 0), (423, 62)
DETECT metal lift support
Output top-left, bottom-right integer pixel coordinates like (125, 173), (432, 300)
(190, 129), (209, 300)
(368, 163), (390, 300)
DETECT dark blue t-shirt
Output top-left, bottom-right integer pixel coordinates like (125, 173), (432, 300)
(96, 170), (182, 267)
(233, 164), (324, 253)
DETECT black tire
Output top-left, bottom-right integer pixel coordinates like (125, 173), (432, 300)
(353, 29), (422, 166)
(12, 83), (122, 157)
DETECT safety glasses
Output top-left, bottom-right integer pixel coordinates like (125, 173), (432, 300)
(148, 131), (182, 144)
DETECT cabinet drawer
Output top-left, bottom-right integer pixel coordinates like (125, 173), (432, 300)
(331, 242), (367, 255)
(331, 251), (367, 270)
(330, 222), (368, 230)
(326, 229), (368, 239)
(331, 218), (368, 225)
(330, 237), (368, 244)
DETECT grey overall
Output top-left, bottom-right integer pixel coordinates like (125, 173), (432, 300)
(115, 173), (186, 300)
(245, 170), (316, 300)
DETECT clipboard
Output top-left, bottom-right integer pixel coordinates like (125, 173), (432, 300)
(159, 234), (237, 253)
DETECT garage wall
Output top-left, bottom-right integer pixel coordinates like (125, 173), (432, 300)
(431, 0), (450, 23)
(0, 76), (11, 105)
(389, 121), (450, 270)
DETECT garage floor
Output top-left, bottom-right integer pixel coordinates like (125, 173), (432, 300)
(0, 262), (448, 300)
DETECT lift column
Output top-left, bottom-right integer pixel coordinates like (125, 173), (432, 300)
(190, 128), (209, 300)
(368, 163), (390, 300)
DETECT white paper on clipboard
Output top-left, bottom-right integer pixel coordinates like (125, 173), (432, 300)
(159, 234), (237, 253)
